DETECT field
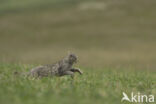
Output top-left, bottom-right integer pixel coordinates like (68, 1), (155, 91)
(0, 64), (155, 104)
(0, 0), (156, 104)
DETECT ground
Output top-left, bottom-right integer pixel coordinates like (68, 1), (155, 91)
(0, 0), (156, 104)
(0, 64), (155, 104)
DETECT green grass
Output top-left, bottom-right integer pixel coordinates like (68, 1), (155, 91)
(0, 64), (155, 104)
(0, 0), (156, 103)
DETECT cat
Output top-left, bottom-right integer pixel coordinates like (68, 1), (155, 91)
(28, 53), (83, 78)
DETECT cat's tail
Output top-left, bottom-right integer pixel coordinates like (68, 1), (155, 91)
(13, 71), (30, 77)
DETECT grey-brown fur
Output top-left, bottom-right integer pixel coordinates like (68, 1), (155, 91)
(28, 53), (82, 78)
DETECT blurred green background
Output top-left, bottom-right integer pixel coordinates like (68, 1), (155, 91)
(0, 0), (156, 69)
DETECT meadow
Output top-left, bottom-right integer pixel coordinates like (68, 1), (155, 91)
(0, 0), (156, 104)
(0, 64), (155, 104)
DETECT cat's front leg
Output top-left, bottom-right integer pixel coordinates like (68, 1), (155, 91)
(70, 68), (83, 75)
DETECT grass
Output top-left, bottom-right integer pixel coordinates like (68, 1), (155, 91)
(0, 64), (155, 104)
(0, 0), (156, 103)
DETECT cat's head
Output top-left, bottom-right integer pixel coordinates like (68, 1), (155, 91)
(67, 53), (78, 64)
